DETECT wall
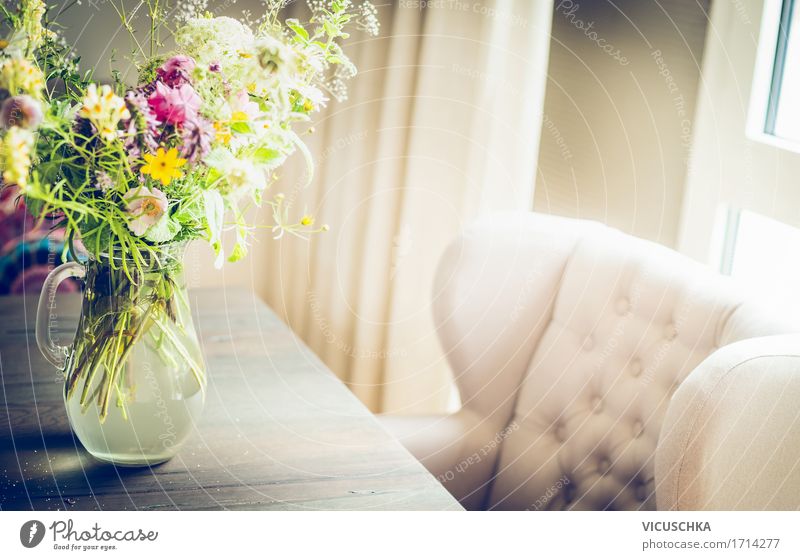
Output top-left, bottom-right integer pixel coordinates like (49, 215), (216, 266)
(677, 0), (800, 265)
(536, 0), (711, 248)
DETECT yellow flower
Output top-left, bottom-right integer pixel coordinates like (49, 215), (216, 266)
(213, 121), (232, 145)
(79, 84), (130, 142)
(141, 148), (187, 186)
(0, 126), (34, 189)
(0, 58), (44, 98)
(300, 215), (314, 227)
(22, 0), (46, 50)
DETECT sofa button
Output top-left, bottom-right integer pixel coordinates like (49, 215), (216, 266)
(663, 323), (678, 341)
(635, 482), (649, 502)
(553, 421), (566, 442)
(615, 298), (630, 315)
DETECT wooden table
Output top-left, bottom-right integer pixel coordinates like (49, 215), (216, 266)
(0, 289), (461, 511)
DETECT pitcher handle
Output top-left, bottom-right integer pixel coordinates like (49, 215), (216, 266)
(35, 261), (85, 370)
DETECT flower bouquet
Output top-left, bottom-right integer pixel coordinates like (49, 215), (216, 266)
(0, 0), (378, 465)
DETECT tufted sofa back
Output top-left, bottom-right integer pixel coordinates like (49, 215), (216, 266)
(432, 213), (790, 510)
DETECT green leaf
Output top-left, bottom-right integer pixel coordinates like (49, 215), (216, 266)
(144, 215), (181, 243)
(204, 147), (233, 171)
(202, 190), (225, 267)
(286, 18), (309, 41)
(251, 147), (282, 164)
(231, 121), (253, 134)
(323, 20), (337, 37)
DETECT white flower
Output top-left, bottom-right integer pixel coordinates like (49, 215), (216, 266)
(225, 158), (266, 194)
(79, 84), (130, 142)
(175, 16), (255, 66)
(297, 85), (328, 110)
(205, 147), (266, 197)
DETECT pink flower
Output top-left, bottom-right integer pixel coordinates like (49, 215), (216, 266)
(148, 82), (201, 125)
(230, 89), (260, 120)
(1, 95), (43, 130)
(157, 55), (196, 87)
(124, 186), (168, 236)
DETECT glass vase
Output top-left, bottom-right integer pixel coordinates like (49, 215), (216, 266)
(35, 244), (206, 467)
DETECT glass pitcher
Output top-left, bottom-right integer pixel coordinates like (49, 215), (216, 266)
(35, 243), (206, 466)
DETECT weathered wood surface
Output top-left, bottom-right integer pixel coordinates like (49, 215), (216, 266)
(0, 290), (461, 511)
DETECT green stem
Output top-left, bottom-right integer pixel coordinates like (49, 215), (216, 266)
(152, 314), (206, 397)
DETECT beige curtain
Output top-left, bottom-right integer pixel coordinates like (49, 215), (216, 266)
(189, 0), (554, 414)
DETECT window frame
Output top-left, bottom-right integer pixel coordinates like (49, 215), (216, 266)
(747, 0), (800, 151)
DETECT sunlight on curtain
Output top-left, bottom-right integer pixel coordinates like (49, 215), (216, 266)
(189, 0), (553, 414)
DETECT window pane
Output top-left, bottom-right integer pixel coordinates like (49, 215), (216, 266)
(772, 1), (800, 140)
(726, 209), (800, 308)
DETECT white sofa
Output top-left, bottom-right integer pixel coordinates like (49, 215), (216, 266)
(381, 213), (800, 510)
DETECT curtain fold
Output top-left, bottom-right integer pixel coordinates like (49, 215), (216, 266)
(191, 0), (554, 414)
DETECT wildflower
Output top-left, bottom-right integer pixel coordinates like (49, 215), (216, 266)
(297, 85), (327, 111)
(94, 170), (113, 193)
(21, 0), (47, 50)
(0, 58), (45, 98)
(79, 84), (130, 142)
(300, 215), (314, 226)
(174, 16), (255, 66)
(208, 62), (221, 73)
(123, 186), (169, 236)
(207, 148), (265, 195)
(148, 81), (201, 125)
(0, 95), (43, 129)
(254, 35), (294, 76)
(213, 121), (232, 145)
(229, 89), (259, 120)
(157, 55), (196, 87)
(0, 126), (34, 189)
(125, 91), (161, 152)
(224, 158), (265, 194)
(357, 1), (381, 36)
(141, 147), (187, 186)
(180, 115), (214, 164)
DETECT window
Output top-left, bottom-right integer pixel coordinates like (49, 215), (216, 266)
(748, 0), (800, 149)
(720, 208), (800, 309)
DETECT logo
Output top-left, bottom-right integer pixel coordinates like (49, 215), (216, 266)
(20, 520), (45, 548)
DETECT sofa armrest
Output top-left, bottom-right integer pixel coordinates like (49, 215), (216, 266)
(380, 410), (507, 510)
(655, 334), (800, 510)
